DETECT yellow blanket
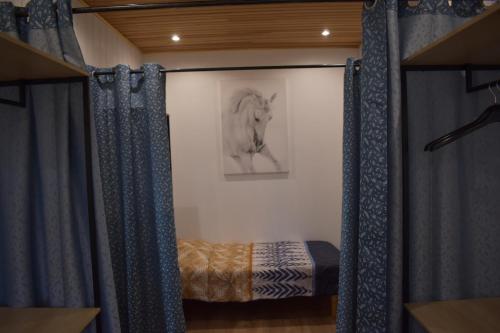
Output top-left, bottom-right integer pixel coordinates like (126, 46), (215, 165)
(178, 240), (253, 302)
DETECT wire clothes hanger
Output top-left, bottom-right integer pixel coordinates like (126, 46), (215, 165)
(424, 82), (500, 152)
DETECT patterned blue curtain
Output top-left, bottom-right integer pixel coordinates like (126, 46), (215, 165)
(337, 1), (402, 331)
(0, 1), (120, 332)
(89, 65), (185, 333)
(337, 1), (488, 332)
(337, 58), (361, 333)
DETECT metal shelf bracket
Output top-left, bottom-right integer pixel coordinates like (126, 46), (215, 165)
(0, 82), (26, 107)
(465, 65), (500, 93)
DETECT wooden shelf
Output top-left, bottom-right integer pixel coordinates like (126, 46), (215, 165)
(405, 297), (500, 333)
(0, 307), (99, 333)
(402, 3), (500, 66)
(0, 32), (88, 82)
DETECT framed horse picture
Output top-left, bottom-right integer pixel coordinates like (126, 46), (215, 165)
(220, 78), (289, 175)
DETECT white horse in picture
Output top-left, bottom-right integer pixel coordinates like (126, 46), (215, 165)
(222, 88), (282, 173)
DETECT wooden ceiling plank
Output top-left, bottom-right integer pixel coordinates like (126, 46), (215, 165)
(78, 1), (362, 52)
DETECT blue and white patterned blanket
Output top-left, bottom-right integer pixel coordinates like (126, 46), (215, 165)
(252, 241), (313, 299)
(251, 241), (339, 300)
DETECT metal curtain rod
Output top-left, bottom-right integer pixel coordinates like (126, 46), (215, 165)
(15, 0), (362, 16)
(91, 64), (350, 76)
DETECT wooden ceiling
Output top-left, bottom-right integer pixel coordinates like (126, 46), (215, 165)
(83, 0), (362, 53)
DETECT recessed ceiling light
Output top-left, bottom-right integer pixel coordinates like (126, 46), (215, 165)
(171, 34), (181, 42)
(321, 29), (331, 37)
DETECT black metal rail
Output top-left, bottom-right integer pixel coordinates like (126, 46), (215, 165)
(90, 64), (348, 76)
(402, 64), (500, 93)
(465, 65), (500, 93)
(14, 0), (363, 16)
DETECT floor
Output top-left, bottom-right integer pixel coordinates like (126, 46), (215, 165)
(184, 297), (337, 333)
(186, 317), (336, 333)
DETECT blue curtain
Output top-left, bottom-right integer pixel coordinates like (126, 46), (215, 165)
(337, 1), (488, 332)
(337, 1), (402, 331)
(0, 1), (120, 332)
(89, 65), (185, 333)
(337, 58), (361, 333)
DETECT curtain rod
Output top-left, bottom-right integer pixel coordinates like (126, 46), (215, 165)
(91, 64), (351, 76)
(14, 0), (363, 16)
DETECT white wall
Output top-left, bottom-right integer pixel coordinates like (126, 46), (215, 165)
(145, 48), (357, 247)
(11, 0), (143, 68)
(72, 0), (143, 68)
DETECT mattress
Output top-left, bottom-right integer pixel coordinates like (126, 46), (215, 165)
(177, 240), (340, 302)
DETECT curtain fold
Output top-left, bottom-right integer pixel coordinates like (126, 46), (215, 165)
(337, 1), (401, 331)
(89, 64), (185, 333)
(337, 1), (488, 332)
(0, 1), (120, 332)
(337, 58), (361, 333)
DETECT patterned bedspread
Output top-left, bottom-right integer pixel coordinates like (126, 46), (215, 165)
(178, 240), (339, 302)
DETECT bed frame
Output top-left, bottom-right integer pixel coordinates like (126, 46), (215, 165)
(183, 295), (339, 327)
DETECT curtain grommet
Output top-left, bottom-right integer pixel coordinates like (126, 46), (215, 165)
(364, 0), (378, 10)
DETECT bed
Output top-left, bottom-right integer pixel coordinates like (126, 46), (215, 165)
(177, 240), (340, 302)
